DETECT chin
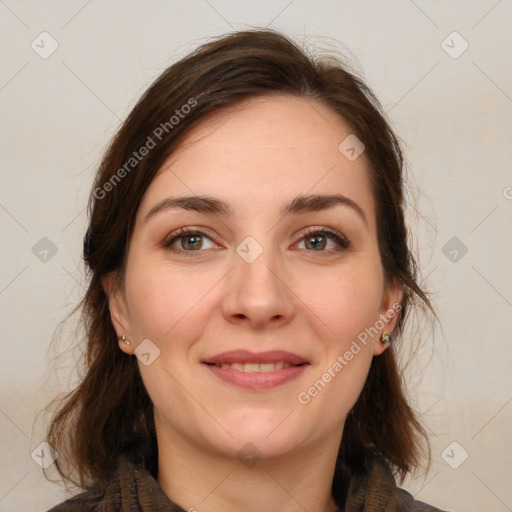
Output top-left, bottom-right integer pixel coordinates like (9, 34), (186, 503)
(219, 412), (310, 459)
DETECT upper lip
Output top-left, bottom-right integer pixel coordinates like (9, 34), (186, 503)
(203, 350), (309, 365)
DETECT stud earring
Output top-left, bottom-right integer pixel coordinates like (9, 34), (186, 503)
(380, 330), (391, 347)
(121, 336), (131, 345)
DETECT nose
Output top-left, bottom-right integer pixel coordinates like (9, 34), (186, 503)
(221, 239), (296, 329)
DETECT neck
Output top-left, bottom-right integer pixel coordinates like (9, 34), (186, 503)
(156, 427), (342, 512)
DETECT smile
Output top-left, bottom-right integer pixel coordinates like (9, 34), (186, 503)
(210, 361), (296, 372)
(203, 361), (310, 390)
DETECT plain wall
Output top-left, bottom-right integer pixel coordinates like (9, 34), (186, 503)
(0, 1), (511, 510)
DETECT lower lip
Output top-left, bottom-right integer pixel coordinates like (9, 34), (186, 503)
(203, 363), (309, 390)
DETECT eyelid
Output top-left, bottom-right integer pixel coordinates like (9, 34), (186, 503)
(161, 226), (218, 249)
(296, 226), (350, 248)
(162, 225), (351, 254)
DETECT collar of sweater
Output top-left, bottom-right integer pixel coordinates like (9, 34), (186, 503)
(48, 452), (447, 512)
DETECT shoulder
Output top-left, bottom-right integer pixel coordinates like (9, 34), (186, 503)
(45, 462), (117, 511)
(46, 490), (101, 511)
(46, 455), (182, 512)
(343, 448), (451, 512)
(396, 487), (451, 511)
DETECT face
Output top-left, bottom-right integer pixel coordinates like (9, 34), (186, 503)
(104, 94), (402, 461)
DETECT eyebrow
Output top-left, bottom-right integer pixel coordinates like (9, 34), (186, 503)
(144, 193), (368, 227)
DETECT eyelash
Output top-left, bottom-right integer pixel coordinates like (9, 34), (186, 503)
(162, 226), (351, 257)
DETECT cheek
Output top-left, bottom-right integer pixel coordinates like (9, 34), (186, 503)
(124, 254), (218, 345)
(300, 272), (380, 414)
(301, 260), (383, 342)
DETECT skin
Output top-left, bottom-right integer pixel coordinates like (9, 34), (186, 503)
(103, 94), (402, 512)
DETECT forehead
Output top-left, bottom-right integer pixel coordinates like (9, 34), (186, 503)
(137, 94), (376, 229)
(167, 94), (357, 168)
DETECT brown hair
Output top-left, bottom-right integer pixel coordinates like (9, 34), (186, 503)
(43, 28), (436, 500)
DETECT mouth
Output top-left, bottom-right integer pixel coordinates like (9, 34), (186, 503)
(202, 350), (310, 390)
(205, 361), (303, 372)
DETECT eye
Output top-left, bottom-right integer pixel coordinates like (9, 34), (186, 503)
(162, 227), (217, 256)
(295, 227), (350, 253)
(162, 226), (350, 257)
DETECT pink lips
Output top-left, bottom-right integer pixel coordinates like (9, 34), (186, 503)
(203, 350), (308, 366)
(202, 350), (310, 390)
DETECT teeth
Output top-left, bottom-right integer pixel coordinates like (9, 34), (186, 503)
(215, 361), (294, 372)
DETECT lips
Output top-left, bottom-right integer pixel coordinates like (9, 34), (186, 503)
(203, 350), (309, 366)
(202, 350), (310, 390)
(214, 361), (293, 372)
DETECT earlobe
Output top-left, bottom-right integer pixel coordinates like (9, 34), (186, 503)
(118, 335), (134, 355)
(373, 330), (391, 356)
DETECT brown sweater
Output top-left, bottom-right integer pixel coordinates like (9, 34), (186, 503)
(47, 453), (448, 511)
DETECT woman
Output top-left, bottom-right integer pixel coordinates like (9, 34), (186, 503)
(44, 29), (448, 511)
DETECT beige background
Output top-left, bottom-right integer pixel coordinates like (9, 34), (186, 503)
(1, 1), (511, 510)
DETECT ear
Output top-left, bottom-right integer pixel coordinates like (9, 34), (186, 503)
(372, 277), (403, 356)
(101, 272), (134, 355)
